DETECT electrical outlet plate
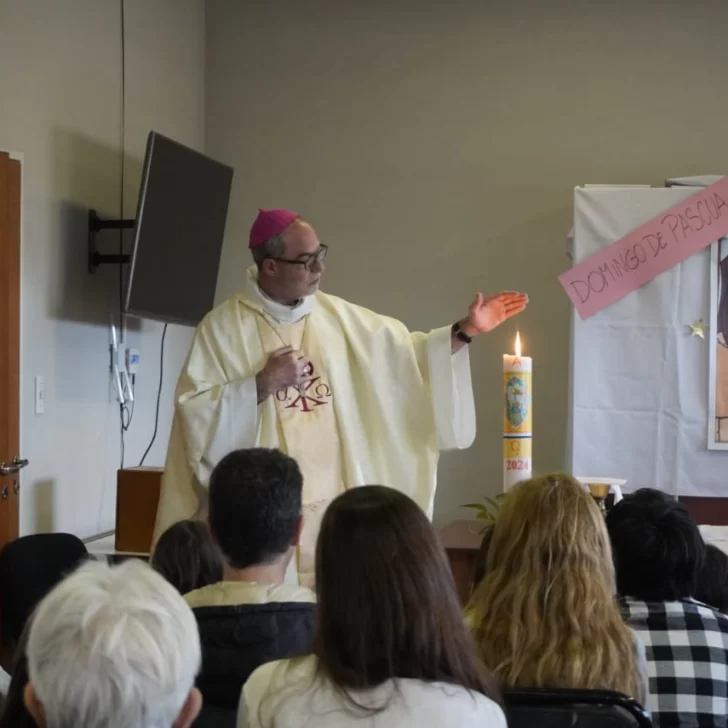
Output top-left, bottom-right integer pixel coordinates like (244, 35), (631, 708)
(126, 348), (141, 374)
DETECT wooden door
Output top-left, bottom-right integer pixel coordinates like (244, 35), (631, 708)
(0, 152), (23, 551)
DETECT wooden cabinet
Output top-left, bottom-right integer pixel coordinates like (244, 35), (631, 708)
(115, 468), (163, 553)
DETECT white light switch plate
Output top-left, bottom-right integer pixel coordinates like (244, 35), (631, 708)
(35, 376), (45, 415)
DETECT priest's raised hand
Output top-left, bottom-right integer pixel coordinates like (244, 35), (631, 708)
(452, 292), (529, 351)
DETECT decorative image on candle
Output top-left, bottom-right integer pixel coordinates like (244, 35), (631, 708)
(503, 331), (533, 490)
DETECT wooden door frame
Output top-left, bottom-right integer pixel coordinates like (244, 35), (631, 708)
(0, 150), (23, 550)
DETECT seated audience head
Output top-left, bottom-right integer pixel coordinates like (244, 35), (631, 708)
(24, 560), (201, 728)
(314, 485), (499, 703)
(208, 448), (303, 577)
(467, 473), (643, 697)
(151, 519), (223, 594)
(695, 544), (728, 612)
(606, 488), (705, 601)
(0, 533), (87, 672)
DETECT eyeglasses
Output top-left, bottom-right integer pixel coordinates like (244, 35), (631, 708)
(268, 244), (328, 271)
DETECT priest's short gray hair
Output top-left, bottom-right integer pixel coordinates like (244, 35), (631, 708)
(26, 559), (201, 728)
(251, 232), (285, 266)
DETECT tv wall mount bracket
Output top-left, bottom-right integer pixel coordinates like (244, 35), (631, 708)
(87, 209), (135, 273)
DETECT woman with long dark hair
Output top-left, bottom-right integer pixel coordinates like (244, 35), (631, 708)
(237, 486), (504, 727)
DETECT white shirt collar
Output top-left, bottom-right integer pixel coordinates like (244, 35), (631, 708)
(242, 266), (316, 324)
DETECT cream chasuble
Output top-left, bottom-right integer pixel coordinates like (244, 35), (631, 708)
(253, 314), (343, 586)
(154, 269), (476, 585)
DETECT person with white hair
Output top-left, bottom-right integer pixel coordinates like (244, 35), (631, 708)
(22, 559), (202, 728)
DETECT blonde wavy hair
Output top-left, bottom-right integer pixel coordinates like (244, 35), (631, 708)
(466, 473), (643, 698)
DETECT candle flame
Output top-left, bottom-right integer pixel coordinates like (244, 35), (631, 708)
(515, 331), (521, 357)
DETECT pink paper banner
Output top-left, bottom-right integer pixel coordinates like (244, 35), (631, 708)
(560, 177), (728, 319)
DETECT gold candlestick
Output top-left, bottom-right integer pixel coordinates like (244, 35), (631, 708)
(587, 483), (610, 516)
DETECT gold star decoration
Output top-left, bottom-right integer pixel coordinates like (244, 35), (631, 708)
(689, 319), (706, 339)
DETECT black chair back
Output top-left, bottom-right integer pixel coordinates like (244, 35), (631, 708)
(0, 533), (88, 644)
(503, 688), (652, 728)
(193, 703), (236, 728)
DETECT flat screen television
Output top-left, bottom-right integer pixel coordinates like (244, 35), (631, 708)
(124, 131), (234, 326)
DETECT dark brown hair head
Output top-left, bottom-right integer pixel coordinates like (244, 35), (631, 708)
(314, 485), (499, 704)
(696, 544), (728, 612)
(151, 520), (223, 595)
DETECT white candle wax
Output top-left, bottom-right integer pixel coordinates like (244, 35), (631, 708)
(503, 332), (533, 490)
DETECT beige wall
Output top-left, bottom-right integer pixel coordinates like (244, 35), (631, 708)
(205, 0), (728, 523)
(0, 0), (205, 537)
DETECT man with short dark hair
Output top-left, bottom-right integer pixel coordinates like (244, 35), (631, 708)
(184, 448), (315, 719)
(207, 447), (304, 573)
(607, 488), (728, 728)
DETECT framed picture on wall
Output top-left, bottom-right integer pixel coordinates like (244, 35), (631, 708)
(708, 238), (728, 450)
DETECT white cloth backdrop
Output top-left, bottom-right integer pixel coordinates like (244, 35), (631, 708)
(701, 526), (728, 556)
(567, 185), (728, 496)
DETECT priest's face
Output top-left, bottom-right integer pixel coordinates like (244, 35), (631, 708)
(262, 219), (326, 303)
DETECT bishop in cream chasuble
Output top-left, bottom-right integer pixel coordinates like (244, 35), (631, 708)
(154, 209), (528, 586)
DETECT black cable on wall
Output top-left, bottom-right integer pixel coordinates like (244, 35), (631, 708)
(118, 0), (130, 468)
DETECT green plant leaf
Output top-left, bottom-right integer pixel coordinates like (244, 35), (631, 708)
(462, 494), (504, 524)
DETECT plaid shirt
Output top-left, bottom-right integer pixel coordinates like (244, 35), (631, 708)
(620, 596), (728, 728)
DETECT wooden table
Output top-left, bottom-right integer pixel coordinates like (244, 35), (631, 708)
(436, 502), (728, 606)
(86, 522), (483, 604)
(84, 533), (150, 564)
(438, 520), (484, 604)
(679, 497), (728, 526)
(85, 498), (728, 601)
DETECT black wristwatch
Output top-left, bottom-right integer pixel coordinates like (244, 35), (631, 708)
(452, 321), (472, 344)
